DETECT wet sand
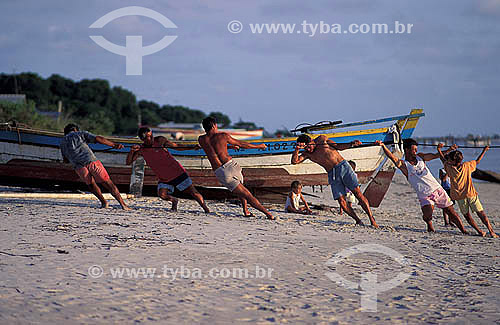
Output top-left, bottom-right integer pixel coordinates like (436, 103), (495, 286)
(0, 174), (499, 324)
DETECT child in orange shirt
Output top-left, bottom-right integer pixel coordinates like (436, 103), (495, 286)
(437, 143), (498, 238)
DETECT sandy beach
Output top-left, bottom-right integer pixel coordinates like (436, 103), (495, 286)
(0, 174), (499, 324)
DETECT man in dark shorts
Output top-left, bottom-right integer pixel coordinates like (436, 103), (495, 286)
(126, 127), (209, 213)
(198, 117), (274, 220)
(60, 124), (130, 210)
(292, 134), (378, 228)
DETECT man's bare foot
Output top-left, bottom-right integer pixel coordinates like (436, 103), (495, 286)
(371, 222), (380, 229)
(266, 214), (275, 220)
(100, 201), (109, 208)
(202, 205), (210, 213)
(171, 198), (178, 212)
(121, 205), (132, 211)
(490, 232), (499, 238)
(426, 224), (435, 232)
(477, 230), (487, 237)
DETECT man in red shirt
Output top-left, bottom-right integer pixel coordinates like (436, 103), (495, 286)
(126, 127), (209, 213)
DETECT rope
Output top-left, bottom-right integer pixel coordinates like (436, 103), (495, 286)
(414, 143), (499, 149)
(100, 141), (500, 152)
(301, 141), (500, 149)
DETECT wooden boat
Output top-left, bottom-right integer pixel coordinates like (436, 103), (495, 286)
(472, 169), (500, 184)
(0, 109), (424, 204)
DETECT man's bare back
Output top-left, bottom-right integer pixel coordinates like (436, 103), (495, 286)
(305, 136), (347, 171)
(198, 117), (274, 220)
(198, 132), (233, 171)
(293, 135), (357, 171)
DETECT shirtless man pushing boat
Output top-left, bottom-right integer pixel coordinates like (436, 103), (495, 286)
(292, 134), (378, 228)
(198, 117), (275, 220)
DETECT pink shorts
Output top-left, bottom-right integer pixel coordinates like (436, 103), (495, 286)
(75, 160), (111, 184)
(418, 187), (452, 209)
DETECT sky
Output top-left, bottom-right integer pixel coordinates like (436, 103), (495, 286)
(1, 0), (500, 137)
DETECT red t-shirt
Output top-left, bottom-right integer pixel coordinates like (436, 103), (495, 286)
(140, 138), (186, 183)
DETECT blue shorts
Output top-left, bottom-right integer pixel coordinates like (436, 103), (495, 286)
(328, 160), (359, 200)
(158, 173), (192, 195)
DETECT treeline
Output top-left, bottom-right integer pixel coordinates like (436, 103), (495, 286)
(0, 72), (234, 135)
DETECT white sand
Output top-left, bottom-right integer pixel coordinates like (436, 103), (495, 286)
(0, 174), (499, 324)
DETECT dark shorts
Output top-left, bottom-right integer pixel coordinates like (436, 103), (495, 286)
(158, 173), (192, 195)
(328, 160), (359, 200)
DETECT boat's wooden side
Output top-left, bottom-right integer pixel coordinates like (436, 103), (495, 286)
(0, 141), (383, 185)
(472, 169), (500, 184)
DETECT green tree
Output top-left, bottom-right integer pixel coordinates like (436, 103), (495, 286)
(0, 73), (19, 94)
(0, 100), (53, 130)
(138, 100), (161, 126)
(79, 111), (115, 135)
(48, 74), (75, 103)
(16, 73), (51, 110)
(0, 72), (257, 136)
(232, 120), (260, 130)
(159, 105), (206, 123)
(108, 86), (139, 134)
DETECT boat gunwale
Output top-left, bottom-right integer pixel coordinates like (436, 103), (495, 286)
(0, 110), (424, 145)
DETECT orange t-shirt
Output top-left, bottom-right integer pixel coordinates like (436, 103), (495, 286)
(444, 160), (477, 200)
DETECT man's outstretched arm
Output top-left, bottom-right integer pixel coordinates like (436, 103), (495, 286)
(291, 143), (308, 165)
(226, 134), (267, 150)
(436, 143), (458, 163)
(95, 136), (124, 149)
(157, 136), (201, 151)
(375, 141), (408, 177)
(126, 145), (141, 165)
(476, 145), (489, 164)
(436, 143), (447, 163)
(326, 138), (362, 151)
(422, 143), (457, 162)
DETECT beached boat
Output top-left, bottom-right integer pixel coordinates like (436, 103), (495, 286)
(0, 109), (424, 204)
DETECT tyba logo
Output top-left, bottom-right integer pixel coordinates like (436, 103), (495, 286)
(325, 244), (411, 312)
(89, 6), (177, 75)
